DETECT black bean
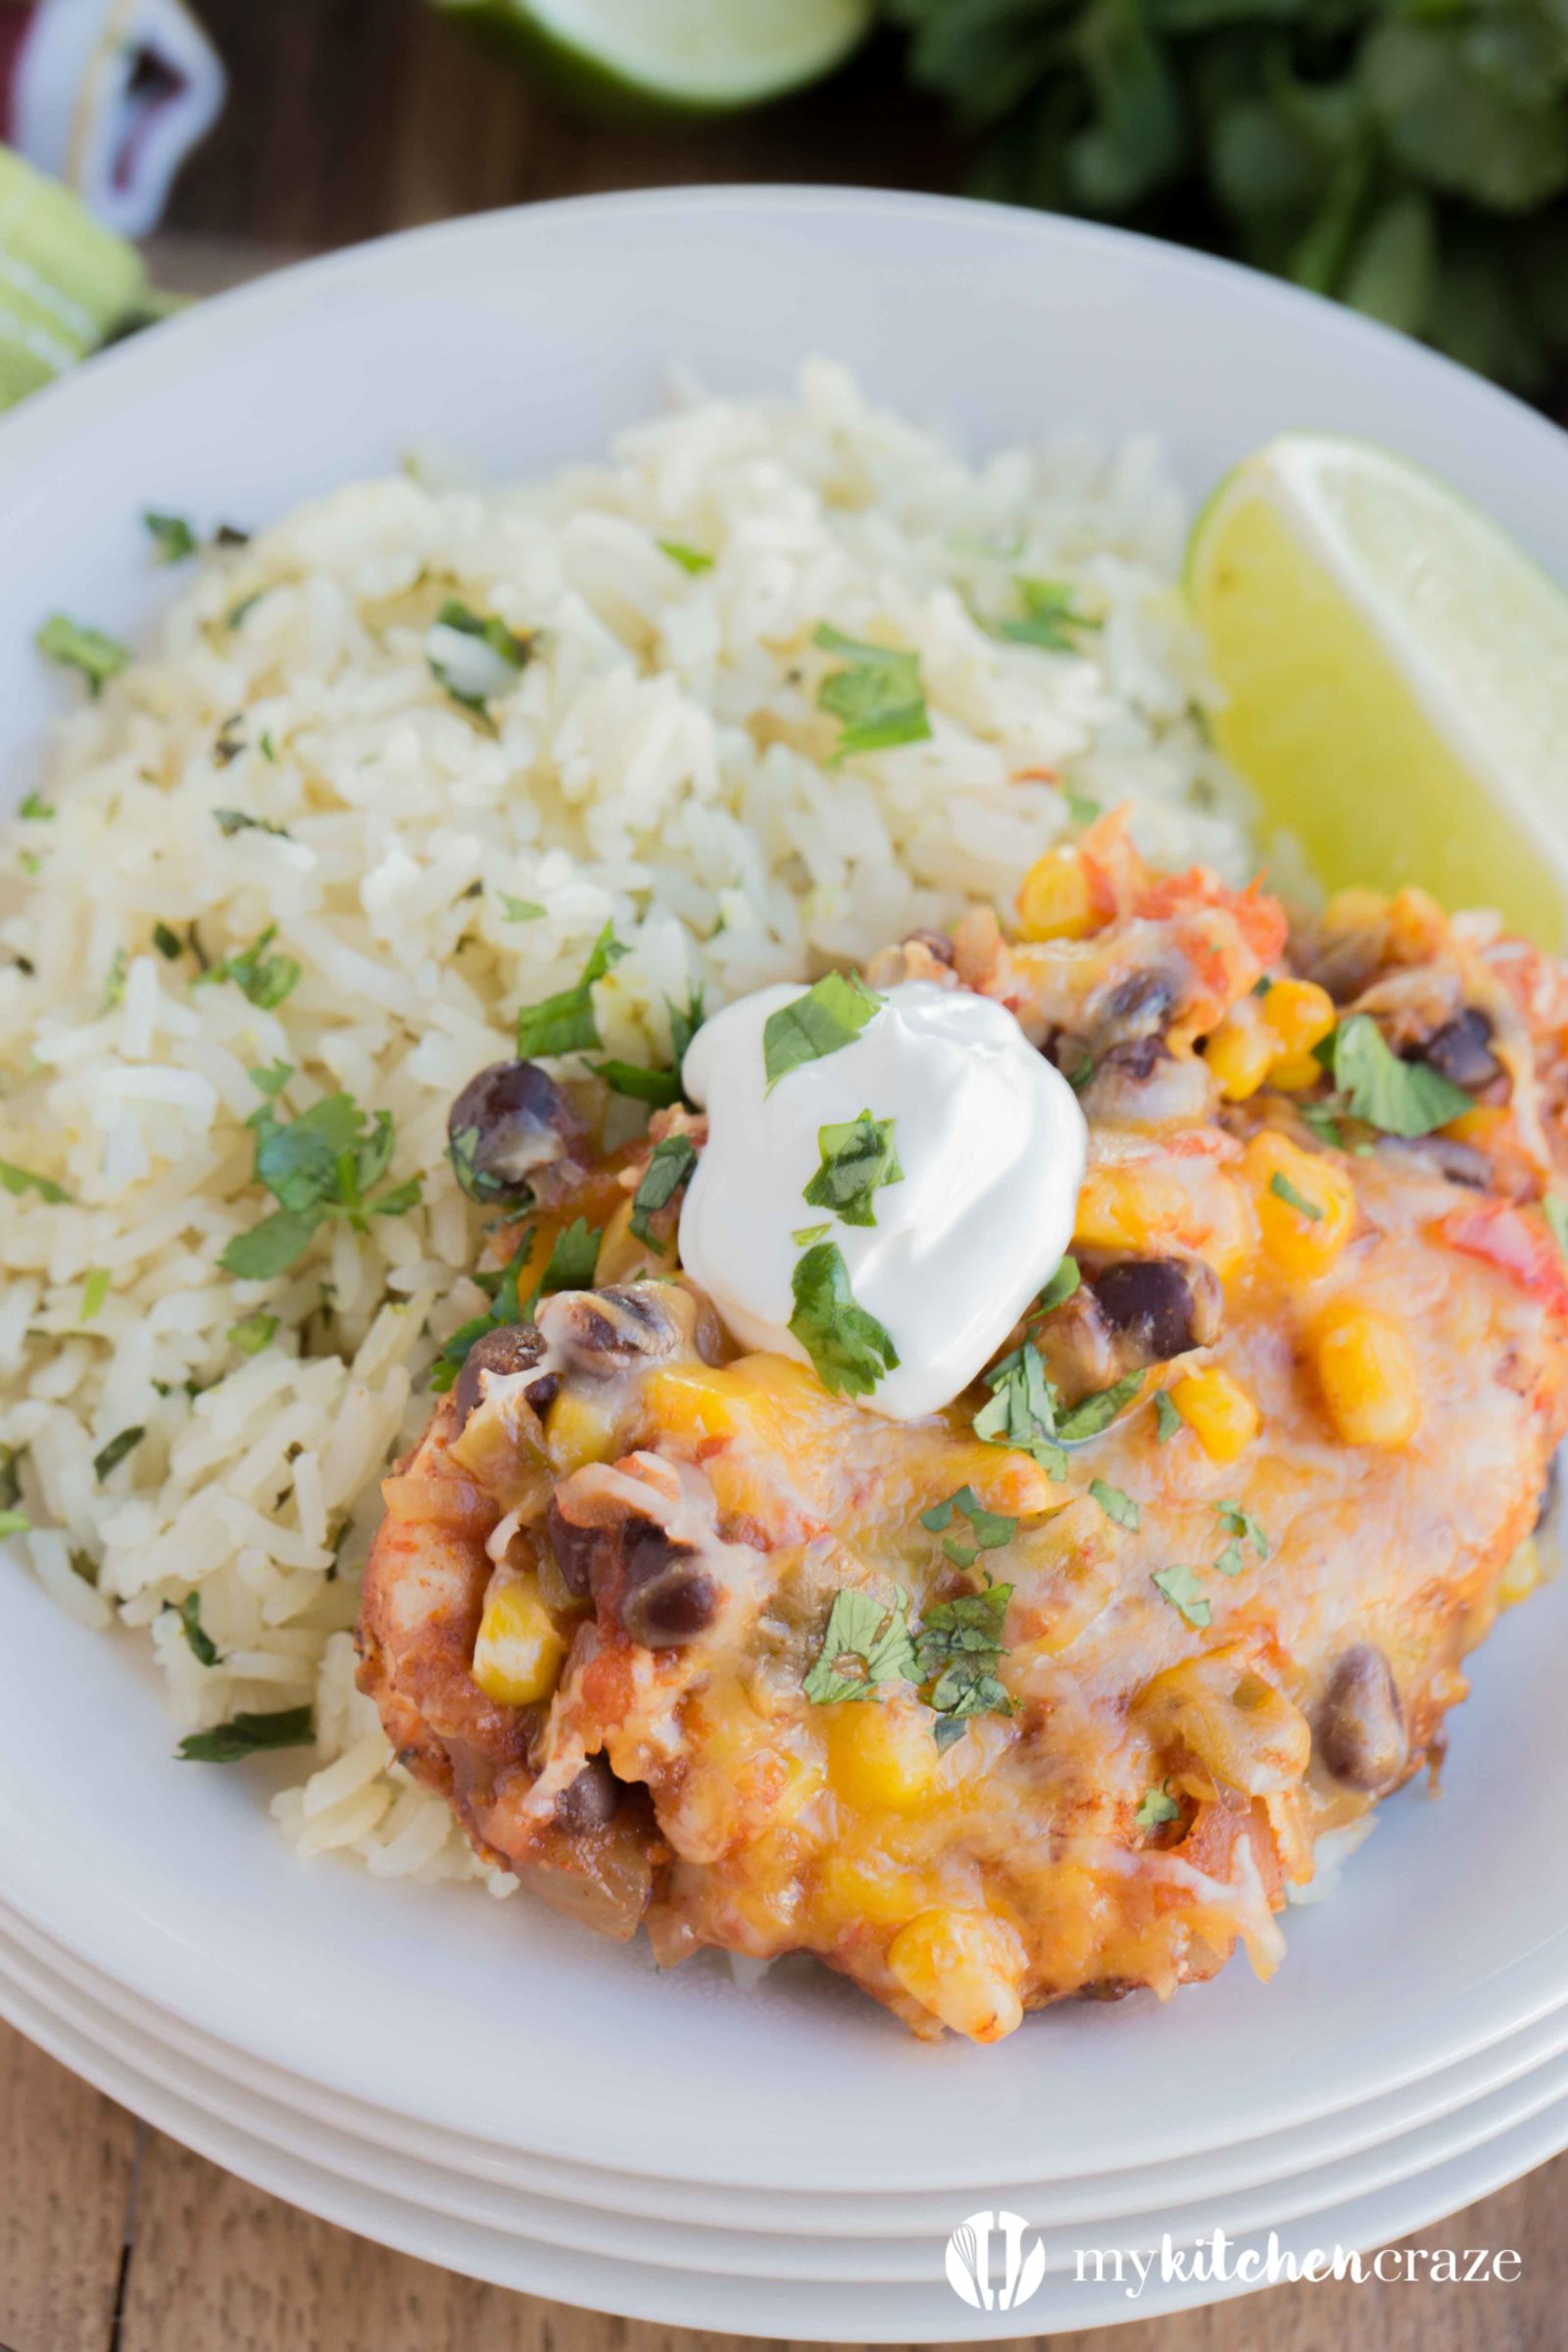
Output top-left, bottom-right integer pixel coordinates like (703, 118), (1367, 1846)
(622, 1560), (720, 1647)
(453, 1324), (549, 1429)
(1374, 1134), (1491, 1190)
(1317, 1644), (1407, 1792)
(1099, 1035), (1168, 1083)
(544, 1495), (603, 1599)
(902, 926), (956, 966)
(554, 1756), (621, 1832)
(539, 1283), (692, 1376)
(1093, 1258), (1218, 1363)
(447, 1059), (578, 1206)
(1418, 1008), (1502, 1093)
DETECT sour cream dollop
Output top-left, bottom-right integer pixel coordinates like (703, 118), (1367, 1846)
(678, 979), (1088, 1421)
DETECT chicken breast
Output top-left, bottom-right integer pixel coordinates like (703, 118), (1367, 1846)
(358, 827), (1568, 2041)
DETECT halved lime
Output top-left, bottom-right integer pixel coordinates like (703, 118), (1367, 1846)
(1187, 434), (1568, 948)
(435, 0), (874, 113)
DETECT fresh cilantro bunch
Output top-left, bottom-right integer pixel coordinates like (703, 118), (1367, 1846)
(220, 1069), (422, 1281)
(886, 0), (1568, 389)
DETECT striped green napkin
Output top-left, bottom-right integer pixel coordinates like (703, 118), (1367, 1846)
(0, 145), (159, 412)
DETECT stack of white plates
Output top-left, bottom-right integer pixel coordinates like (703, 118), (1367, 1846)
(4, 187), (1568, 2339)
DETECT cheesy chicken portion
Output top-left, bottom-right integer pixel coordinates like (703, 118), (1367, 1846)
(358, 821), (1568, 2042)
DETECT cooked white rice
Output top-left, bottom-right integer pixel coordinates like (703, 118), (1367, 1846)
(0, 360), (1254, 1888)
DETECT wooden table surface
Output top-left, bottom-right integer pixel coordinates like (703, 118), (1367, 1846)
(6, 2), (1565, 2344)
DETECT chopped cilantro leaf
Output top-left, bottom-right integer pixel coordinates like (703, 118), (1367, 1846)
(596, 1059), (683, 1108)
(80, 1269), (110, 1323)
(762, 971), (882, 1091)
(667, 981), (706, 1067)
(1268, 1168), (1323, 1221)
(1036, 1255), (1080, 1313)
(227, 1312), (278, 1355)
(1214, 1540), (1245, 1577)
(220, 1080), (418, 1280)
(214, 808), (291, 839)
(802, 1107), (903, 1228)
(152, 921), (183, 960)
(541, 1216), (601, 1294)
(500, 896), (545, 922)
(93, 1426), (145, 1482)
(35, 613), (128, 695)
(1325, 1013), (1473, 1137)
(201, 924), (301, 1010)
(791, 1222), (831, 1246)
(813, 624), (931, 760)
(226, 591), (266, 630)
(657, 538), (713, 574)
(1298, 1100), (1346, 1151)
(144, 511), (197, 564)
(998, 577), (1101, 653)
(167, 1591), (220, 1665)
(1090, 1478), (1140, 1529)
(1216, 1498), (1269, 1559)
(1064, 789), (1102, 825)
(176, 1705), (314, 1763)
(1152, 1563), (1211, 1629)
(426, 598), (533, 721)
(1154, 1389), (1182, 1444)
(100, 949), (127, 1011)
(514, 922), (626, 1058)
(428, 1227), (536, 1393)
(1136, 1781), (1180, 1833)
(630, 1134), (699, 1250)
(1056, 1368), (1145, 1442)
(0, 1510), (29, 1540)
(974, 1342), (1066, 1479)
(919, 1486), (1017, 1553)
(916, 1584), (1015, 1744)
(19, 792), (52, 819)
(788, 1240), (900, 1399)
(803, 1587), (916, 1704)
(0, 1160), (71, 1204)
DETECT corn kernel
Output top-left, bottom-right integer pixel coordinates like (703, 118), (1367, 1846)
(1267, 1050), (1325, 1094)
(545, 1387), (618, 1472)
(887, 1907), (1025, 2042)
(1260, 977), (1337, 1058)
(1169, 1367), (1261, 1463)
(1074, 1160), (1250, 1281)
(1313, 1304), (1421, 1448)
(1016, 846), (1096, 943)
(1243, 1131), (1355, 1280)
(826, 1700), (941, 1815)
(813, 1853), (926, 1934)
(1205, 1001), (1275, 1102)
(1498, 1538), (1541, 1610)
(471, 1572), (565, 1706)
(1445, 1104), (1508, 1150)
(1321, 887), (1390, 936)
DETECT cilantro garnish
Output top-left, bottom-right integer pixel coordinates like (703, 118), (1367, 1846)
(35, 614), (129, 695)
(997, 577), (1101, 653)
(1298, 1101), (1346, 1151)
(813, 625), (931, 760)
(227, 1312), (278, 1355)
(1152, 1563), (1211, 1629)
(426, 598), (533, 723)
(93, 1427), (145, 1483)
(1036, 1255), (1080, 1313)
(658, 539), (713, 574)
(667, 981), (706, 1066)
(803, 1588), (916, 1703)
(515, 922), (625, 1058)
(1055, 1368), (1145, 1442)
(974, 1343), (1066, 1479)
(916, 1584), (1016, 1748)
(144, 511), (197, 564)
(1268, 1168), (1323, 1221)
(1136, 1781), (1181, 1833)
(19, 792), (52, 819)
(0, 1160), (71, 1204)
(596, 1059), (683, 1108)
(541, 1216), (601, 1293)
(1546, 1195), (1568, 1265)
(802, 1107), (904, 1228)
(428, 1227), (534, 1393)
(792, 1223), (831, 1246)
(80, 1269), (109, 1324)
(1324, 1013), (1473, 1137)
(1154, 1389), (1182, 1444)
(0, 1511), (29, 1540)
(199, 924), (301, 1010)
(220, 1078), (420, 1282)
(176, 1705), (315, 1763)
(920, 1485), (1017, 1567)
(499, 896), (545, 922)
(629, 1134), (699, 1250)
(789, 1241), (901, 1399)
(100, 949), (127, 1012)
(1064, 788), (1102, 826)
(152, 921), (183, 960)
(214, 808), (291, 840)
(166, 1592), (220, 1666)
(762, 971), (882, 1091)
(1216, 1499), (1269, 1558)
(1090, 1478), (1140, 1529)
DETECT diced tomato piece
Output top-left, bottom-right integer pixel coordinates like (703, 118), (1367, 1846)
(1442, 1200), (1568, 1317)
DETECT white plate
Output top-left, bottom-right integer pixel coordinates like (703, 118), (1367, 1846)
(3, 1929), (1566, 2338)
(2, 1905), (1567, 2291)
(8, 1887), (1568, 2242)
(4, 189), (1568, 2202)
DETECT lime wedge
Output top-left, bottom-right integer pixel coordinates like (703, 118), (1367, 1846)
(1187, 435), (1568, 949)
(435, 0), (874, 112)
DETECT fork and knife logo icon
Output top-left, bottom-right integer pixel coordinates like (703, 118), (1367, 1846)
(945, 2209), (1048, 2312)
